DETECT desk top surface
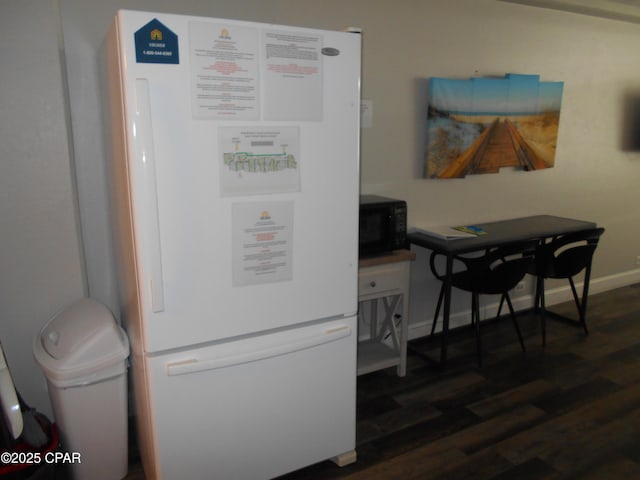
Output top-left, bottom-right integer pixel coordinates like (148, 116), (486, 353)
(408, 215), (598, 254)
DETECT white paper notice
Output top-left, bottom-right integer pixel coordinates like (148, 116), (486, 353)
(232, 201), (294, 286)
(190, 21), (259, 119)
(361, 99), (373, 129)
(219, 126), (300, 196)
(262, 30), (323, 121)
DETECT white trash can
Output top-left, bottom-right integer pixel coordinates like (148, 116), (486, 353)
(33, 298), (130, 480)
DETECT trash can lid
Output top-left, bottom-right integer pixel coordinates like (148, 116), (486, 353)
(33, 298), (129, 385)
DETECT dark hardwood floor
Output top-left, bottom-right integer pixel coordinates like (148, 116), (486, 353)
(128, 284), (640, 479)
(277, 283), (640, 480)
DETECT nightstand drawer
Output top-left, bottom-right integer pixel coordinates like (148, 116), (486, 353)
(358, 265), (403, 297)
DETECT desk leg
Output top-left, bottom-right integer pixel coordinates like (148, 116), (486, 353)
(440, 255), (453, 367)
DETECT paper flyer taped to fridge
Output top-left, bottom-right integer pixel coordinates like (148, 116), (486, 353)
(219, 126), (300, 196)
(232, 201), (294, 286)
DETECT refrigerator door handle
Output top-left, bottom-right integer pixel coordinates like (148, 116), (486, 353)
(134, 78), (165, 313)
(165, 325), (352, 376)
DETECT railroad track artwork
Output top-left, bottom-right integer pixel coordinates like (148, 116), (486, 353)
(436, 117), (551, 178)
(425, 74), (563, 179)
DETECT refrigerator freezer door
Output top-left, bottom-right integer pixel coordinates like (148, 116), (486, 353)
(141, 316), (357, 480)
(107, 11), (361, 352)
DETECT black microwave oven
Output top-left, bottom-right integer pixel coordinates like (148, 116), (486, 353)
(359, 195), (408, 258)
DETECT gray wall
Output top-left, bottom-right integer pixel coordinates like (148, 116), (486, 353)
(2, 0), (640, 415)
(1, 0), (86, 418)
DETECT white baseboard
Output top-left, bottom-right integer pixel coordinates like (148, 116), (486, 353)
(408, 269), (640, 341)
(543, 269), (640, 306)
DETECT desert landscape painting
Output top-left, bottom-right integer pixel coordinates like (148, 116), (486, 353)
(425, 74), (563, 179)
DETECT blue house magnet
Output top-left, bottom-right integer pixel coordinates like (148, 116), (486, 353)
(135, 18), (179, 64)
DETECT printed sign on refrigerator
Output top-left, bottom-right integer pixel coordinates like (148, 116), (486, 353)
(262, 30), (323, 120)
(134, 18), (180, 64)
(219, 126), (300, 196)
(232, 201), (294, 286)
(189, 21), (259, 119)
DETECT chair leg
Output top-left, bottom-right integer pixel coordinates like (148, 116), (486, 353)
(472, 293), (482, 368)
(533, 275), (542, 312)
(504, 293), (526, 352)
(538, 276), (547, 346)
(568, 277), (589, 336)
(430, 283), (445, 340)
(496, 294), (506, 319)
(568, 278), (584, 328)
(580, 270), (591, 336)
(570, 263), (592, 336)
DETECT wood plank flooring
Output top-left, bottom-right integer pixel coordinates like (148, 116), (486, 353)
(126, 284), (640, 479)
(277, 283), (640, 480)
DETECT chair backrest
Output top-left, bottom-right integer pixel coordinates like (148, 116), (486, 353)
(536, 227), (605, 279)
(450, 240), (537, 295)
(480, 241), (537, 295)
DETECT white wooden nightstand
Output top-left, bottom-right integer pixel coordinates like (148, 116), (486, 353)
(357, 249), (415, 377)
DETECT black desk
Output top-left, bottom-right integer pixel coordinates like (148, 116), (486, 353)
(409, 215), (598, 366)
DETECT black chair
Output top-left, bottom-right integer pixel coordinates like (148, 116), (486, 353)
(429, 240), (537, 367)
(529, 227), (605, 345)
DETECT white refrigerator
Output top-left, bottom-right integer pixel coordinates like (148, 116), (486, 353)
(100, 9), (361, 480)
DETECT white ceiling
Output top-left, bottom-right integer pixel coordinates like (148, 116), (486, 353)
(498, 0), (640, 24)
